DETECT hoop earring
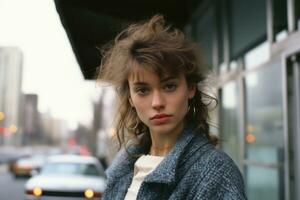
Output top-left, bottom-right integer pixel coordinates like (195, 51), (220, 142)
(188, 99), (196, 116)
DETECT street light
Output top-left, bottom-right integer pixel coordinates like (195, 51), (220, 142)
(8, 124), (18, 134)
(0, 112), (4, 121)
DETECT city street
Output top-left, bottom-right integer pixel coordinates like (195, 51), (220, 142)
(0, 169), (27, 200)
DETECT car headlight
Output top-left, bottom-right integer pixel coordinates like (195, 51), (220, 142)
(33, 187), (43, 197)
(84, 189), (94, 198)
(84, 189), (102, 199)
(26, 187), (43, 197)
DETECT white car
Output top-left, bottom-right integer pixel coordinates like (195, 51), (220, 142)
(25, 154), (107, 200)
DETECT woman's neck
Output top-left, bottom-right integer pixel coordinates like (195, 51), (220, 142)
(149, 143), (175, 156)
(148, 122), (184, 156)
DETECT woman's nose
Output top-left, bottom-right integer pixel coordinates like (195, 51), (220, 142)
(151, 91), (165, 110)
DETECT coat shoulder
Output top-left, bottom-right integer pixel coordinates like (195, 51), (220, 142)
(186, 148), (247, 199)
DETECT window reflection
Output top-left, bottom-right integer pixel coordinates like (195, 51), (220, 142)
(196, 7), (214, 68)
(246, 165), (282, 200)
(245, 60), (284, 200)
(245, 61), (284, 162)
(221, 81), (241, 168)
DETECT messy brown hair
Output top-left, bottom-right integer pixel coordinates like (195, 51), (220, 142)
(97, 15), (218, 151)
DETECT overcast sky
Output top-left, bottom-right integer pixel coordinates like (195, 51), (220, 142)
(0, 0), (99, 127)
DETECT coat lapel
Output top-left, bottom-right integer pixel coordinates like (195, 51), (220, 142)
(105, 144), (145, 186)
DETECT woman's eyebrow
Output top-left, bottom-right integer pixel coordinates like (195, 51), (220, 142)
(131, 77), (178, 85)
(160, 76), (178, 83)
(132, 81), (149, 86)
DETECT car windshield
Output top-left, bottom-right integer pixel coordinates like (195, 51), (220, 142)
(41, 162), (101, 176)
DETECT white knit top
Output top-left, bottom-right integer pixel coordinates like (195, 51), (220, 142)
(124, 155), (164, 200)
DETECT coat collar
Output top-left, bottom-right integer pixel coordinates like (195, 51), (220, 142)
(105, 123), (211, 186)
(143, 124), (210, 184)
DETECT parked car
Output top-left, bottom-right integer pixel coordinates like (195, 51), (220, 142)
(25, 154), (107, 200)
(10, 154), (47, 178)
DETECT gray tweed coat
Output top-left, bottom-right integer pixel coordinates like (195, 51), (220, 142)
(102, 124), (247, 200)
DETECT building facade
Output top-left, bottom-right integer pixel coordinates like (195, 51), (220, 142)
(22, 94), (42, 145)
(0, 47), (23, 146)
(185, 0), (300, 199)
(92, 86), (117, 164)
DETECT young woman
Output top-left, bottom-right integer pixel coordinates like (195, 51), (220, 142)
(98, 15), (246, 200)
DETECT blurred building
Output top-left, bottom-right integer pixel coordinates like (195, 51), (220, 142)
(39, 111), (71, 146)
(92, 86), (117, 164)
(184, 1), (300, 200)
(40, 111), (58, 144)
(0, 47), (23, 146)
(22, 94), (42, 145)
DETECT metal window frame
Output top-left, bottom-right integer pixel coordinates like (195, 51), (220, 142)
(282, 46), (300, 200)
(221, 0), (230, 72)
(287, 0), (296, 33)
(268, 0), (298, 52)
(294, 55), (300, 200)
(212, 1), (220, 73)
(237, 58), (246, 174)
(266, 0), (275, 44)
(282, 52), (291, 200)
(267, 0), (297, 43)
(271, 31), (300, 58)
(291, 55), (300, 200)
(190, 0), (219, 73)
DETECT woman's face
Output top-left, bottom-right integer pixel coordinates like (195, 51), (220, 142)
(128, 66), (196, 136)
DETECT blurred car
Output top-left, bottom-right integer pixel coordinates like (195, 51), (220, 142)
(10, 154), (47, 178)
(25, 154), (107, 200)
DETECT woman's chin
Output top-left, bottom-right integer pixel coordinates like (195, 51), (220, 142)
(149, 123), (175, 135)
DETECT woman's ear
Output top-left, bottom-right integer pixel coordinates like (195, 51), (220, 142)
(188, 83), (196, 99)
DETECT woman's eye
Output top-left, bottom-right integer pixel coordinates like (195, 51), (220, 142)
(163, 84), (177, 92)
(135, 87), (149, 95)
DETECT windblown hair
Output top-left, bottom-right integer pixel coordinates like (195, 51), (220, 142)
(97, 15), (218, 151)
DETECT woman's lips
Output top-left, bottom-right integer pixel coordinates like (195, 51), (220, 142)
(150, 114), (172, 125)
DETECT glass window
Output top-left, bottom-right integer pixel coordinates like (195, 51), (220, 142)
(230, 0), (266, 58)
(195, 6), (214, 69)
(246, 165), (283, 200)
(245, 60), (284, 163)
(273, 0), (288, 42)
(220, 81), (242, 168)
(245, 60), (284, 200)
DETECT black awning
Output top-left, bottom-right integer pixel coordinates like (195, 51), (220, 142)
(54, 0), (192, 79)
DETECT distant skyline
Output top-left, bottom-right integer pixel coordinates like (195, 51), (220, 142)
(0, 0), (98, 126)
